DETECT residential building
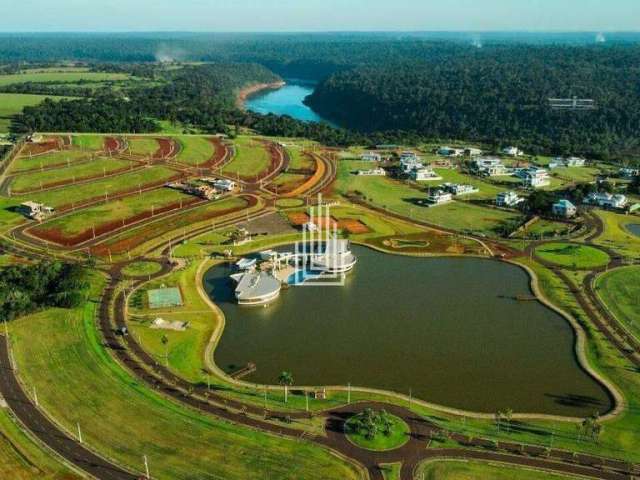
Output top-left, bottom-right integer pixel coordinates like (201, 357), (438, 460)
(563, 156), (587, 167)
(584, 192), (628, 209)
(426, 190), (453, 205)
(360, 152), (382, 162)
(465, 147), (483, 157)
(356, 168), (386, 176)
(202, 178), (237, 192)
(410, 167), (442, 182)
(18, 201), (55, 221)
(552, 199), (578, 218)
(441, 183), (479, 196)
(472, 157), (510, 177)
(496, 191), (524, 208)
(521, 168), (551, 189)
(437, 146), (465, 157)
(399, 156), (424, 175)
(502, 146), (524, 157)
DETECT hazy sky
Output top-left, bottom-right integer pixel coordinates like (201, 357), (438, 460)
(1, 0), (639, 32)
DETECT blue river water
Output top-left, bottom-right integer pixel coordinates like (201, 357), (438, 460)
(245, 81), (330, 124)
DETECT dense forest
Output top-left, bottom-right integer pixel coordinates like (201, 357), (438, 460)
(0, 260), (91, 322)
(305, 45), (640, 158)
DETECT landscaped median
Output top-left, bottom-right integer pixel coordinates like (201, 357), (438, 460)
(595, 265), (640, 341)
(534, 242), (610, 269)
(344, 409), (410, 451)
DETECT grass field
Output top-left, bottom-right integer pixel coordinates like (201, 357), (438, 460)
(0, 71), (130, 86)
(122, 261), (163, 277)
(286, 148), (315, 170)
(8, 276), (359, 480)
(222, 136), (272, 178)
(511, 218), (573, 240)
(10, 149), (91, 173)
(345, 414), (410, 451)
(0, 409), (80, 480)
(33, 188), (189, 236)
(18, 165), (181, 208)
(0, 93), (74, 133)
(535, 242), (610, 269)
(551, 166), (601, 183)
(174, 136), (215, 166)
(125, 137), (160, 156)
(10, 157), (133, 193)
(595, 266), (640, 341)
(591, 209), (640, 258)
(71, 134), (106, 151)
(416, 460), (580, 480)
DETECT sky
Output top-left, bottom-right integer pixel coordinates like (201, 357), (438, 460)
(0, 0), (639, 32)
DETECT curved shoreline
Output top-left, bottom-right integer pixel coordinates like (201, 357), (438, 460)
(195, 242), (622, 423)
(236, 81), (286, 110)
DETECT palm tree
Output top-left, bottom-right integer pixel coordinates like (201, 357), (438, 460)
(278, 371), (294, 403)
(161, 335), (169, 367)
(503, 408), (513, 432)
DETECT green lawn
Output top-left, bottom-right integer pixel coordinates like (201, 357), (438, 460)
(122, 261), (163, 277)
(0, 71), (130, 86)
(591, 209), (640, 259)
(8, 275), (359, 480)
(10, 149), (91, 173)
(596, 266), (640, 341)
(535, 242), (610, 269)
(125, 137), (160, 156)
(174, 136), (215, 166)
(286, 148), (315, 170)
(511, 219), (573, 240)
(222, 136), (272, 178)
(551, 166), (601, 183)
(0, 93), (74, 133)
(345, 414), (410, 451)
(18, 165), (180, 208)
(10, 157), (133, 193)
(0, 409), (80, 480)
(72, 134), (107, 151)
(417, 460), (581, 480)
(34, 188), (189, 236)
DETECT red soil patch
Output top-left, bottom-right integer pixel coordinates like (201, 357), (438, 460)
(30, 197), (202, 247)
(20, 140), (60, 157)
(314, 216), (338, 229)
(202, 137), (230, 168)
(91, 195), (257, 256)
(154, 138), (178, 159)
(287, 212), (310, 226)
(337, 218), (370, 234)
(104, 137), (122, 154)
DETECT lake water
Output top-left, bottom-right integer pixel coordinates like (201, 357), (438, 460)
(627, 224), (640, 238)
(205, 246), (612, 416)
(245, 82), (330, 124)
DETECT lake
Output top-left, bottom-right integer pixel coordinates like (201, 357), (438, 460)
(245, 81), (332, 124)
(205, 246), (613, 416)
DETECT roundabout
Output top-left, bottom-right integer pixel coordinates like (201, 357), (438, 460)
(344, 410), (411, 452)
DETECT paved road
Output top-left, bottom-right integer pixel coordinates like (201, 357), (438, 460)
(0, 336), (139, 480)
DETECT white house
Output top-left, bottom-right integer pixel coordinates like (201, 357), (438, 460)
(563, 156), (587, 167)
(356, 168), (386, 176)
(360, 152), (382, 162)
(585, 192), (628, 209)
(438, 146), (465, 157)
(465, 147), (483, 157)
(502, 146), (524, 157)
(552, 199), (578, 218)
(472, 157), (510, 177)
(427, 190), (453, 205)
(496, 191), (524, 208)
(619, 168), (640, 179)
(18, 201), (55, 221)
(521, 168), (550, 189)
(441, 183), (479, 196)
(410, 168), (442, 182)
(205, 178), (236, 192)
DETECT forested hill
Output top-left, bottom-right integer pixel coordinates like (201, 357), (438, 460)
(305, 45), (640, 158)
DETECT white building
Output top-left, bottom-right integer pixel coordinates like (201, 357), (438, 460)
(410, 167), (442, 182)
(427, 190), (453, 205)
(502, 146), (524, 157)
(18, 201), (55, 221)
(562, 156), (587, 167)
(441, 183), (479, 196)
(399, 154), (424, 175)
(438, 146), (465, 157)
(203, 178), (236, 192)
(552, 199), (578, 218)
(472, 157), (510, 177)
(465, 147), (483, 157)
(619, 167), (640, 179)
(356, 168), (386, 176)
(496, 191), (524, 208)
(360, 152), (382, 162)
(521, 168), (551, 189)
(585, 192), (628, 209)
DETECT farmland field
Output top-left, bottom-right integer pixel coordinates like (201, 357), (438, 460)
(174, 135), (216, 166)
(9, 157), (133, 192)
(18, 165), (181, 208)
(222, 136), (272, 178)
(0, 93), (74, 132)
(0, 71), (130, 86)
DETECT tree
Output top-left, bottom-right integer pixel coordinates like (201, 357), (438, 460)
(277, 371), (294, 403)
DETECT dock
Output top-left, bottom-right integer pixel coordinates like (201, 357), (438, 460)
(229, 362), (256, 379)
